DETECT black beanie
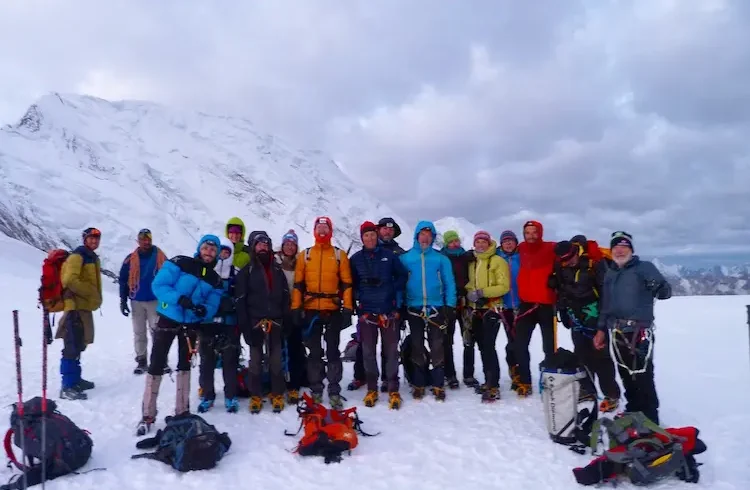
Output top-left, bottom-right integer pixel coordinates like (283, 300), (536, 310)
(554, 241), (576, 261)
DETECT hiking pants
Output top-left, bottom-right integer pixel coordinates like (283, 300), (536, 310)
(60, 311), (85, 389)
(613, 329), (660, 424)
(458, 310), (477, 379)
(286, 324), (307, 390)
(132, 299), (159, 362)
(499, 308), (518, 372)
(303, 310), (344, 396)
(198, 326), (240, 400)
(443, 311), (458, 380)
(243, 318), (285, 397)
(514, 302), (557, 385)
(567, 306), (621, 401)
(352, 335), (388, 385)
(407, 308), (445, 388)
(359, 314), (400, 392)
(471, 310), (502, 389)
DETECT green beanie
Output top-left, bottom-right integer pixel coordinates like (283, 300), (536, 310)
(443, 230), (460, 244)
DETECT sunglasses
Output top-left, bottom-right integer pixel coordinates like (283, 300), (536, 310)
(138, 228), (152, 239)
(611, 231), (633, 240)
(202, 239), (218, 248)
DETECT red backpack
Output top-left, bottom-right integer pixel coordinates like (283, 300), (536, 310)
(39, 249), (71, 313)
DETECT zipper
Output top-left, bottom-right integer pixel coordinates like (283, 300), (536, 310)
(318, 247), (323, 310)
(420, 252), (427, 308)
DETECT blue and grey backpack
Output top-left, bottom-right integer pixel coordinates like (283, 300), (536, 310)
(132, 413), (231, 472)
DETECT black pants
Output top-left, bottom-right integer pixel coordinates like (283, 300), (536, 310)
(352, 334), (388, 384)
(514, 302), (557, 385)
(471, 310), (502, 388)
(407, 308), (445, 388)
(147, 315), (197, 375)
(613, 330), (659, 424)
(458, 310), (477, 379)
(304, 310), (344, 396)
(444, 313), (458, 380)
(242, 318), (285, 397)
(198, 326), (240, 400)
(286, 324), (307, 390)
(359, 315), (400, 392)
(499, 308), (518, 371)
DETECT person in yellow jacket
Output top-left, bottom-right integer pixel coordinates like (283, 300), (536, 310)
(55, 227), (103, 400)
(465, 230), (510, 403)
(291, 216), (354, 409)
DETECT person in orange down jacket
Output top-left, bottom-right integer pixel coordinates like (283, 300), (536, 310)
(514, 220), (558, 397)
(291, 216), (354, 410)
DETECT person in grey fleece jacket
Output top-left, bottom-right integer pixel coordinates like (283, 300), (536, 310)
(594, 231), (671, 424)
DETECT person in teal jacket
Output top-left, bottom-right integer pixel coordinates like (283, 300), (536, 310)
(399, 221), (456, 401)
(137, 234), (224, 435)
(496, 230), (522, 390)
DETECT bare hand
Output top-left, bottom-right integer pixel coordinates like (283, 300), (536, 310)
(593, 330), (606, 350)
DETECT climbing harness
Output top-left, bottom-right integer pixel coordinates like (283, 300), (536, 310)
(408, 306), (444, 330)
(610, 320), (655, 376)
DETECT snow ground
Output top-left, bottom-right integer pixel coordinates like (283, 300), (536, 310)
(0, 234), (748, 489)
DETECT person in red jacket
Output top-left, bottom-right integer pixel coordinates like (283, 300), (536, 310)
(514, 220), (557, 397)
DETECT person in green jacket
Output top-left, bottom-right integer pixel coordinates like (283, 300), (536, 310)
(225, 217), (251, 269)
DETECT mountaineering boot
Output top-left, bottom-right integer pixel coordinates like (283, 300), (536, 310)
(136, 415), (155, 436)
(412, 386), (425, 400)
(380, 381), (388, 393)
(175, 370), (191, 415)
(329, 394), (344, 410)
(510, 365), (520, 391)
(311, 392), (323, 404)
(287, 389), (300, 405)
(76, 378), (95, 391)
(363, 390), (379, 407)
(463, 377), (479, 388)
(481, 387), (500, 403)
(197, 397), (215, 413)
(133, 357), (147, 375)
(599, 397), (620, 413)
(270, 394), (285, 413)
(225, 398), (239, 413)
(388, 392), (402, 410)
(516, 383), (532, 398)
(347, 379), (365, 391)
(60, 386), (87, 400)
(447, 376), (460, 390)
(432, 387), (446, 401)
(474, 383), (488, 395)
(249, 396), (263, 414)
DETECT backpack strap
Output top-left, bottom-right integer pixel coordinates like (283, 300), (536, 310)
(3, 428), (24, 471)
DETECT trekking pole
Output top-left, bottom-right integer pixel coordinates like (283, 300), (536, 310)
(12, 310), (28, 490)
(41, 308), (49, 489)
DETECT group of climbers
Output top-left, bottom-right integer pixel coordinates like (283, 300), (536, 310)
(53, 212), (668, 430)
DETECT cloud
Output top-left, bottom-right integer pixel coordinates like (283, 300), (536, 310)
(0, 0), (749, 257)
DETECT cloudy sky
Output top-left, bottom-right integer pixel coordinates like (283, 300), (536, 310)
(1, 0), (749, 258)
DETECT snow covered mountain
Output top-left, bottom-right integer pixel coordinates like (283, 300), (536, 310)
(433, 216), (750, 296)
(0, 93), (408, 277)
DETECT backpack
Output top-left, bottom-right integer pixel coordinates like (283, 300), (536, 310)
(38, 249), (72, 313)
(284, 392), (377, 464)
(132, 413), (231, 472)
(3, 397), (94, 489)
(539, 348), (598, 449)
(573, 412), (707, 486)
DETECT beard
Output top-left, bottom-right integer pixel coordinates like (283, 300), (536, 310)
(256, 250), (271, 264)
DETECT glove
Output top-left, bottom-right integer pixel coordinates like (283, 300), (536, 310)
(292, 308), (304, 326)
(466, 289), (483, 303)
(120, 299), (130, 317)
(178, 296), (194, 310)
(341, 308), (353, 328)
(218, 295), (235, 315)
(192, 304), (207, 318)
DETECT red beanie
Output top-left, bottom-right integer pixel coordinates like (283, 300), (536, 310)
(474, 230), (491, 244)
(360, 221), (377, 238)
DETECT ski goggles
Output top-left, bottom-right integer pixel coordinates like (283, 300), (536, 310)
(137, 228), (152, 239)
(255, 235), (271, 246)
(611, 230), (633, 240)
(82, 227), (101, 239)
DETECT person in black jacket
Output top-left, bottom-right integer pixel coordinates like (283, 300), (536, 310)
(440, 230), (475, 388)
(234, 232), (291, 414)
(348, 217), (407, 393)
(548, 240), (621, 413)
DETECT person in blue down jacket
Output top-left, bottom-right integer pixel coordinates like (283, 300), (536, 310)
(594, 231), (672, 425)
(496, 230), (522, 391)
(350, 221), (408, 410)
(136, 234), (224, 436)
(399, 220), (457, 401)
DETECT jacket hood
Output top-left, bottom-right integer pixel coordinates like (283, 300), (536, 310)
(225, 217), (246, 241)
(249, 231), (273, 262)
(474, 240), (498, 259)
(215, 236), (235, 279)
(523, 220), (544, 240)
(412, 220), (437, 249)
(195, 234), (221, 265)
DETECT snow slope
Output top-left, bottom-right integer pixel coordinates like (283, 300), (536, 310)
(433, 216), (481, 248)
(0, 93), (409, 275)
(1, 237), (749, 489)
